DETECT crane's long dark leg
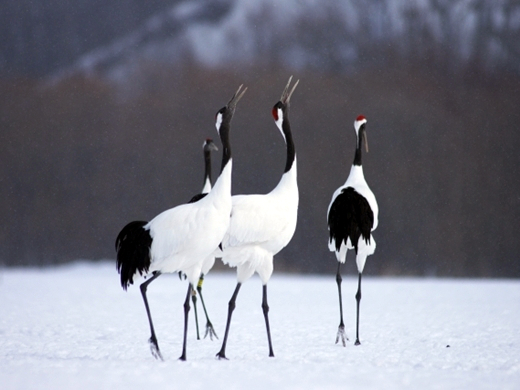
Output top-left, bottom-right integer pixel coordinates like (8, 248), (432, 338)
(335, 262), (348, 346)
(140, 271), (163, 360)
(197, 274), (218, 340)
(355, 272), (362, 346)
(262, 284), (275, 357)
(191, 288), (201, 340)
(178, 272), (200, 340)
(216, 283), (241, 360)
(179, 283), (193, 361)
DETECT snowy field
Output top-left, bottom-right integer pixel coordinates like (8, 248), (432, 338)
(1, 262), (519, 390)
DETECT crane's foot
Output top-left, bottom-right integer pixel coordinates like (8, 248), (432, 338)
(204, 321), (219, 340)
(216, 350), (228, 360)
(355, 339), (361, 346)
(335, 324), (348, 347)
(148, 336), (164, 361)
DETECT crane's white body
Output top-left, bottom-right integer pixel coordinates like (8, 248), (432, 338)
(146, 161), (232, 285)
(220, 164), (298, 283)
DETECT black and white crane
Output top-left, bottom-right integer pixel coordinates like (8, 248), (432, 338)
(216, 77), (299, 360)
(115, 85), (246, 361)
(186, 138), (219, 341)
(327, 115), (378, 346)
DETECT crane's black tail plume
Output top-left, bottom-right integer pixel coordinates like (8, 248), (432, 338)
(328, 187), (373, 255)
(116, 221), (152, 290)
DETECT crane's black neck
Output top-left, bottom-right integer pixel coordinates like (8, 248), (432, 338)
(353, 126), (365, 167)
(219, 119), (232, 174)
(282, 113), (296, 173)
(204, 149), (212, 185)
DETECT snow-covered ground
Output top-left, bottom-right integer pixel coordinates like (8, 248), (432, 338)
(1, 262), (519, 389)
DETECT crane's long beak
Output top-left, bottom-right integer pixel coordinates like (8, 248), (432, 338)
(228, 84), (247, 109)
(205, 139), (218, 152)
(364, 131), (369, 153)
(281, 76), (299, 104)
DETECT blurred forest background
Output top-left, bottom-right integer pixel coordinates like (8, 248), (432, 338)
(1, 0), (519, 277)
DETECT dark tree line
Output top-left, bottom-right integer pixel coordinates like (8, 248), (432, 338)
(1, 63), (519, 277)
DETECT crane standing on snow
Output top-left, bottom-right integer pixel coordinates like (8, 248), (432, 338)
(216, 77), (300, 360)
(327, 115), (379, 346)
(115, 85), (246, 361)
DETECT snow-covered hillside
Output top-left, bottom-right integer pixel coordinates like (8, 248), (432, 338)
(55, 0), (520, 80)
(1, 262), (519, 389)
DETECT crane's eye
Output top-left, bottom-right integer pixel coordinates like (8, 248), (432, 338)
(215, 107), (226, 119)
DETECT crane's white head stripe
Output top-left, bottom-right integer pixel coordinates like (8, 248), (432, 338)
(215, 112), (223, 133)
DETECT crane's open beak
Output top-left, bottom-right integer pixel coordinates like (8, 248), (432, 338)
(281, 76), (299, 104)
(228, 84), (247, 109)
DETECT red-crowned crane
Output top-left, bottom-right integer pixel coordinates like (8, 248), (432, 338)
(216, 77), (299, 360)
(115, 85), (246, 361)
(327, 115), (378, 346)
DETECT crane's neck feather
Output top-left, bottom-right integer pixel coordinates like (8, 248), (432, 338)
(274, 108), (296, 173)
(202, 149), (212, 193)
